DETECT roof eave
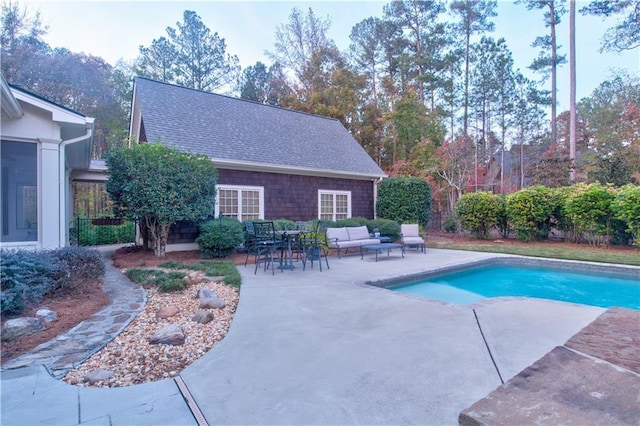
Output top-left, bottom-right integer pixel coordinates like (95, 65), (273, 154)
(1, 74), (23, 119)
(211, 158), (387, 180)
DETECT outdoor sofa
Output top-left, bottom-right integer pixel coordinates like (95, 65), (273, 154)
(326, 225), (381, 258)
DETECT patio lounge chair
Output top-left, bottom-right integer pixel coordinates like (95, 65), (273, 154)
(401, 224), (426, 253)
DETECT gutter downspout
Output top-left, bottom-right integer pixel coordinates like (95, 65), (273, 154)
(58, 126), (93, 246)
(373, 177), (384, 219)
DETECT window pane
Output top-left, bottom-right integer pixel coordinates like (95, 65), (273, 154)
(241, 190), (260, 221)
(1, 141), (38, 242)
(218, 189), (238, 217)
(335, 194), (348, 220)
(320, 193), (334, 220)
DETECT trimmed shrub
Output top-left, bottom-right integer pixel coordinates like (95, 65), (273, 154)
(333, 217), (369, 228)
(273, 219), (296, 230)
(564, 183), (616, 246)
(549, 186), (575, 241)
(367, 218), (401, 242)
(0, 247), (105, 315)
(51, 247), (105, 293)
(1, 250), (60, 315)
(376, 177), (432, 227)
(196, 218), (244, 258)
(455, 192), (503, 239)
(611, 184), (640, 245)
(496, 195), (509, 238)
(506, 185), (557, 241)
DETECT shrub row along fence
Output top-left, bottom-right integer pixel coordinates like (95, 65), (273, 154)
(70, 217), (136, 246)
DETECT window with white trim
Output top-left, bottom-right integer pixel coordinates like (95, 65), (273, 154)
(318, 190), (351, 221)
(215, 185), (264, 221)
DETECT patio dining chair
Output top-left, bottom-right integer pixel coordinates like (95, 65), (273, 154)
(302, 221), (330, 271)
(252, 221), (284, 275)
(243, 221), (257, 267)
(401, 223), (426, 253)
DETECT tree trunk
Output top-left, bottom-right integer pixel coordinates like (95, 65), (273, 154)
(463, 28), (471, 138)
(550, 1), (558, 145)
(154, 223), (170, 257)
(520, 132), (525, 189)
(569, 0), (577, 181)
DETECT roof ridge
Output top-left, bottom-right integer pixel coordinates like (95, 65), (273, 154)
(134, 76), (342, 123)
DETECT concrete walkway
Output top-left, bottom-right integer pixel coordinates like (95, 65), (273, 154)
(2, 248), (617, 425)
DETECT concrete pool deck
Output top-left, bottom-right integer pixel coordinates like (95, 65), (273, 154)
(2, 248), (637, 425)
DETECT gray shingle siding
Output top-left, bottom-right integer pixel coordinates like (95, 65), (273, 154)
(133, 77), (386, 179)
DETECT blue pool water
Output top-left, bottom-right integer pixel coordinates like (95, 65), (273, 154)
(391, 265), (640, 309)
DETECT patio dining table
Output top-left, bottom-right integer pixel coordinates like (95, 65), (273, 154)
(275, 230), (302, 270)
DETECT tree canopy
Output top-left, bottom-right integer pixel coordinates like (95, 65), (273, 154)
(106, 143), (218, 257)
(3, 1), (638, 218)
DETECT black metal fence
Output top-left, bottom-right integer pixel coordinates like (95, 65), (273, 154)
(70, 217), (136, 246)
(426, 212), (442, 231)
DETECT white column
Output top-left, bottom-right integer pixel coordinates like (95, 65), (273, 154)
(39, 139), (61, 249)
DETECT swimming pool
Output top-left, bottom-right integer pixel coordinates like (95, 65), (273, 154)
(389, 262), (640, 309)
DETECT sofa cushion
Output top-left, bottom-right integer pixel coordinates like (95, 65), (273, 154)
(334, 238), (380, 249)
(346, 226), (370, 241)
(403, 236), (424, 245)
(326, 227), (349, 244)
(401, 224), (420, 238)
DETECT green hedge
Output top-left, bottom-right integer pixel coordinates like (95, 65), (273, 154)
(376, 177), (432, 227)
(452, 183), (639, 246)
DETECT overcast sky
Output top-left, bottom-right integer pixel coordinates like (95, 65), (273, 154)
(20, 0), (640, 111)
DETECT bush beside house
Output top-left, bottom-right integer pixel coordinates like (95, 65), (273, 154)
(1, 247), (104, 315)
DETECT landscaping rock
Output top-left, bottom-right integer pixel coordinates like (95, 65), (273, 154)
(199, 297), (225, 309)
(1, 317), (44, 341)
(149, 324), (185, 345)
(184, 271), (206, 285)
(36, 308), (58, 324)
(156, 306), (180, 319)
(192, 310), (214, 324)
(197, 288), (216, 299)
(84, 369), (114, 385)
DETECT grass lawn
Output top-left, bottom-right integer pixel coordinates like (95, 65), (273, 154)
(427, 235), (640, 267)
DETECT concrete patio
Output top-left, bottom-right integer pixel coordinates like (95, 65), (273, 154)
(4, 247), (633, 425)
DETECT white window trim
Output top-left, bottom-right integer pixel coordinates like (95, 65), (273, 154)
(318, 189), (352, 221)
(215, 184), (264, 221)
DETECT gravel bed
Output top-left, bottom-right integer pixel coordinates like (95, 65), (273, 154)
(64, 278), (238, 387)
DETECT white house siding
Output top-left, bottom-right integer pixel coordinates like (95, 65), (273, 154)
(1, 78), (94, 250)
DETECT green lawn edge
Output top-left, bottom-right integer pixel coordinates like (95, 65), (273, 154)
(427, 242), (640, 266)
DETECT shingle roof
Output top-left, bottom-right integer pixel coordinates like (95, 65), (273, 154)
(133, 77), (386, 179)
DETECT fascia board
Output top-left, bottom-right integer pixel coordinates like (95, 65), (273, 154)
(12, 91), (91, 126)
(211, 158), (387, 181)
